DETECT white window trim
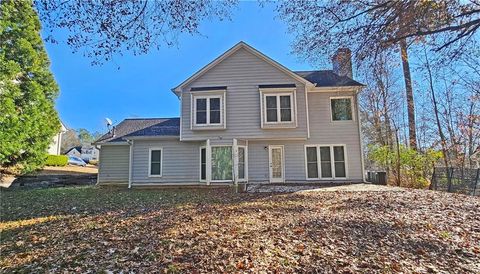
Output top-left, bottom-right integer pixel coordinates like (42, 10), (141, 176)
(193, 95), (223, 126)
(304, 144), (348, 180)
(237, 145), (248, 182)
(268, 145), (285, 183)
(263, 93), (294, 124)
(148, 147), (163, 177)
(330, 96), (355, 122)
(199, 146), (206, 182)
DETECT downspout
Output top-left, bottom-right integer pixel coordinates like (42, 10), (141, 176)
(305, 85), (310, 139)
(127, 139), (134, 189)
(355, 87), (366, 182)
(95, 145), (101, 186)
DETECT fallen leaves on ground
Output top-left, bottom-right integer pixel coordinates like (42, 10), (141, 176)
(1, 186), (479, 273)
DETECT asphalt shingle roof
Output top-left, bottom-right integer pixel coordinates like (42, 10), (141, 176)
(94, 118), (180, 144)
(294, 70), (364, 87)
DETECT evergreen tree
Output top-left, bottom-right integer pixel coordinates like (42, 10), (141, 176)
(0, 0), (60, 174)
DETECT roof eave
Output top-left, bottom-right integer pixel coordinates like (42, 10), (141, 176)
(309, 85), (365, 93)
(93, 141), (129, 146)
(123, 136), (180, 141)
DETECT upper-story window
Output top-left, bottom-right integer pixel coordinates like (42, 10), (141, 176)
(195, 96), (221, 125)
(191, 90), (225, 129)
(259, 87), (297, 128)
(331, 96), (353, 121)
(265, 94), (293, 123)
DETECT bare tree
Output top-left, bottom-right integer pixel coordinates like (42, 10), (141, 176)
(422, 46), (450, 170)
(274, 0), (480, 150)
(36, 0), (238, 64)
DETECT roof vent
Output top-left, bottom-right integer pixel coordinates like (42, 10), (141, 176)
(332, 48), (352, 79)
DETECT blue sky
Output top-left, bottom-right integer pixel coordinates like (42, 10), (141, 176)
(43, 2), (321, 133)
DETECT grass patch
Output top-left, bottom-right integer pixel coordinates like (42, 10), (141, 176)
(0, 186), (245, 222)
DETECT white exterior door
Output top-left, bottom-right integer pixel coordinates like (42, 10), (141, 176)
(269, 146), (284, 183)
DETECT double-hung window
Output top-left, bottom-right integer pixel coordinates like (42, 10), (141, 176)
(264, 93), (293, 123)
(331, 97), (353, 121)
(305, 145), (347, 179)
(195, 96), (222, 126)
(149, 148), (163, 177)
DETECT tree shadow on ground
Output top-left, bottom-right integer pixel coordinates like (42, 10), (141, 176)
(1, 187), (479, 272)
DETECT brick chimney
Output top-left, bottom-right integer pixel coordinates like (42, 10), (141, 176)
(332, 48), (352, 79)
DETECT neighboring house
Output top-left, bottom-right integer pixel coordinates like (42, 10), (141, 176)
(65, 146), (82, 158)
(47, 121), (67, 155)
(65, 145), (100, 162)
(94, 42), (365, 187)
(81, 145), (100, 162)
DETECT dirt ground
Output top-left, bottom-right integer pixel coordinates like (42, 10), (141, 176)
(35, 165), (98, 175)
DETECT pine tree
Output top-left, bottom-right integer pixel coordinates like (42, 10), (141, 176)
(0, 0), (60, 174)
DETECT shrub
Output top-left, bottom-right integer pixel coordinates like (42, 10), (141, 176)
(89, 160), (98, 166)
(45, 155), (68, 166)
(368, 145), (442, 189)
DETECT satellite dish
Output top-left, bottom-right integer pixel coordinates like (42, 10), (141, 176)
(105, 118), (112, 127)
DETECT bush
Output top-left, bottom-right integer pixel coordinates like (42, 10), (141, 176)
(45, 155), (68, 166)
(89, 160), (98, 166)
(368, 145), (442, 189)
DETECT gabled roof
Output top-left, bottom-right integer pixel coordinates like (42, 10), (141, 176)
(65, 146), (82, 154)
(94, 118), (180, 144)
(172, 41), (314, 94)
(294, 70), (364, 87)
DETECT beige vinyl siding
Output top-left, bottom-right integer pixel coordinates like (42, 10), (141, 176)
(181, 48), (308, 140)
(306, 91), (363, 180)
(98, 145), (130, 183)
(131, 140), (201, 184)
(246, 91), (363, 182)
(248, 141), (306, 182)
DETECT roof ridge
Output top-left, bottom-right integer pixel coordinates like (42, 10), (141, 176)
(294, 70), (332, 72)
(124, 117), (180, 120)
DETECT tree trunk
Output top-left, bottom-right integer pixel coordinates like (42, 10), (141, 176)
(467, 102), (475, 168)
(424, 47), (450, 171)
(399, 39), (417, 150)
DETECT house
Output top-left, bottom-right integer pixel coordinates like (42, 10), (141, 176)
(65, 146), (82, 158)
(80, 145), (100, 162)
(94, 42), (365, 187)
(47, 121), (67, 155)
(65, 145), (100, 162)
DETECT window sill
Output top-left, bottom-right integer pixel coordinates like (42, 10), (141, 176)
(261, 124), (297, 129)
(148, 175), (163, 178)
(192, 125), (226, 131)
(307, 177), (348, 180)
(330, 120), (354, 124)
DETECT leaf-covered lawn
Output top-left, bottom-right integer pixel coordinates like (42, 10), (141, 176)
(1, 186), (479, 273)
